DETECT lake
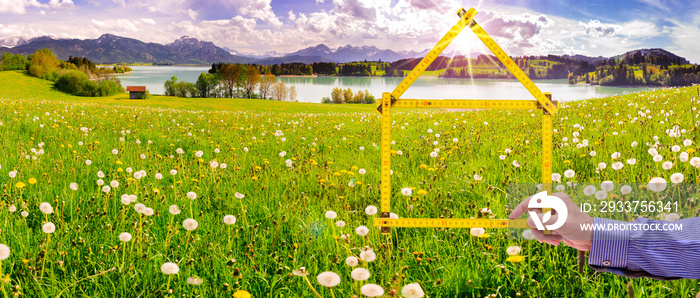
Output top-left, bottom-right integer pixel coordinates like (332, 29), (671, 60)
(114, 66), (654, 103)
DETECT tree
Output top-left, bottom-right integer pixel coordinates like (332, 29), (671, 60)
(164, 76), (178, 96)
(242, 65), (261, 98)
(195, 72), (218, 98)
(0, 52), (28, 71)
(259, 71), (275, 99)
(288, 85), (297, 102)
(220, 63), (241, 98)
(343, 88), (353, 103)
(331, 87), (343, 103)
(28, 49), (60, 79)
(272, 82), (287, 101)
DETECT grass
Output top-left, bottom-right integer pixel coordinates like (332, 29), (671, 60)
(0, 70), (698, 297)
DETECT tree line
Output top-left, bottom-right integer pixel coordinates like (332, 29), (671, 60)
(322, 87), (375, 104)
(164, 63), (296, 100)
(0, 49), (124, 97)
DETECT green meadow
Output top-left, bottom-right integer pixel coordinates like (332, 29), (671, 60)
(0, 70), (698, 297)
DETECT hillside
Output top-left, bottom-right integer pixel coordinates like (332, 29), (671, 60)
(0, 34), (251, 65)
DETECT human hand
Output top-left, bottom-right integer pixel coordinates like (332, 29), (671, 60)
(509, 192), (593, 251)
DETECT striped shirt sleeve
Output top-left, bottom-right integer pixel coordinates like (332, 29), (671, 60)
(588, 217), (700, 280)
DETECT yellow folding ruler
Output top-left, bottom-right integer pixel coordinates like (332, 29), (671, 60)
(375, 7), (560, 234)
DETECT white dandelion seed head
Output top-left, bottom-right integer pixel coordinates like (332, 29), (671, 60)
(551, 173), (561, 182)
(359, 250), (376, 262)
(186, 192), (197, 200)
(506, 246), (521, 256)
(42, 222), (56, 234)
(316, 272), (341, 288)
(401, 187), (412, 196)
(223, 215), (237, 225)
(401, 283), (426, 298)
(564, 170), (575, 178)
(169, 205), (181, 215)
(134, 203), (146, 213)
(470, 227), (485, 237)
(690, 157), (700, 168)
(155, 173), (163, 179)
(359, 168), (366, 175)
(522, 229), (536, 240)
(21, 211), (28, 217)
(653, 155), (663, 162)
(234, 192), (245, 199)
(360, 284), (384, 297)
(356, 225), (369, 236)
(648, 177), (667, 192)
(324, 210), (337, 219)
(670, 173), (684, 184)
(161, 262), (179, 275)
(183, 218), (199, 231)
(39, 202), (53, 214)
(662, 161), (673, 170)
(187, 276), (204, 285)
(143, 208), (154, 216)
(665, 213), (680, 221)
(351, 267), (370, 281)
(365, 205), (377, 215)
(119, 232), (132, 242)
(621, 185), (632, 195)
(110, 180), (119, 188)
(102, 186), (111, 193)
(345, 256), (358, 267)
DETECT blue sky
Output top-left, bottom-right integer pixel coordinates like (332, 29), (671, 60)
(1, 0), (700, 62)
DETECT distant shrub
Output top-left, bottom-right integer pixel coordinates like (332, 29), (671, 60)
(321, 97), (331, 103)
(55, 70), (124, 97)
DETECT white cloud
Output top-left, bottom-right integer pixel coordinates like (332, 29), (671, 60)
(0, 0), (42, 14)
(112, 0), (126, 8)
(140, 18), (156, 25)
(239, 0), (282, 28)
(185, 8), (198, 20)
(288, 9), (295, 22)
(48, 0), (74, 9)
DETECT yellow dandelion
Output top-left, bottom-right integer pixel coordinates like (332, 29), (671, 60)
(28, 178), (37, 185)
(152, 189), (159, 193)
(688, 148), (696, 153)
(117, 168), (124, 172)
(333, 172), (340, 177)
(116, 160), (123, 165)
(233, 290), (251, 298)
(252, 176), (258, 181)
(356, 181), (363, 185)
(506, 255), (525, 263)
(15, 182), (26, 189)
(350, 166), (358, 170)
(417, 189), (427, 196)
(318, 179), (326, 183)
(420, 164), (427, 169)
(478, 233), (491, 239)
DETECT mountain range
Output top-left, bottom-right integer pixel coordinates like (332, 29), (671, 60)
(0, 34), (693, 67)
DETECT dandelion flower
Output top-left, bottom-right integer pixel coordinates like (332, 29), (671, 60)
(359, 250), (376, 262)
(69, 183), (78, 190)
(110, 180), (119, 188)
(653, 155), (663, 162)
(680, 152), (689, 162)
(356, 225), (369, 236)
(620, 185), (632, 195)
(470, 227), (485, 237)
(672, 145), (681, 152)
(611, 152), (621, 160)
(316, 271), (341, 288)
(0, 244), (10, 260)
(683, 139), (692, 146)
(612, 162), (624, 170)
(170, 169), (178, 175)
(8, 205), (16, 212)
(665, 213), (680, 221)
(335, 220), (345, 228)
(506, 246), (521, 256)
(401, 283), (425, 298)
(551, 173), (561, 182)
(234, 192), (245, 199)
(648, 177), (667, 193)
(169, 205), (181, 215)
(186, 192), (197, 200)
(351, 268), (370, 281)
(133, 172), (142, 179)
(161, 262), (179, 275)
(401, 187), (412, 196)
(42, 222), (56, 234)
(359, 168), (366, 175)
(134, 203), (146, 213)
(345, 256), (358, 267)
(143, 208), (154, 216)
(361, 284), (384, 297)
(430, 152), (437, 158)
(112, 149), (119, 155)
(292, 267), (309, 276)
(691, 157), (700, 168)
(85, 159), (92, 165)
(474, 174), (483, 181)
(522, 229), (536, 240)
(223, 215), (237, 225)
(39, 202), (53, 214)
(183, 218), (198, 231)
(325, 211), (337, 219)
(499, 155), (506, 160)
(512, 160), (520, 167)
(595, 190), (607, 200)
(102, 186), (111, 193)
(365, 205), (377, 215)
(601, 181), (614, 192)
(670, 173), (684, 184)
(21, 211), (28, 217)
(627, 158), (636, 165)
(119, 232), (132, 242)
(583, 185), (596, 196)
(662, 161), (673, 170)
(598, 162), (607, 170)
(187, 276), (204, 285)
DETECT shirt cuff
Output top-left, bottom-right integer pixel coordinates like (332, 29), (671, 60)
(588, 218), (629, 268)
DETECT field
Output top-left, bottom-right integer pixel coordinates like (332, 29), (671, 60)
(0, 70), (698, 297)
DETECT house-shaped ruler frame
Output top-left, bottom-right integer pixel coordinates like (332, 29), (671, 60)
(374, 7), (560, 234)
